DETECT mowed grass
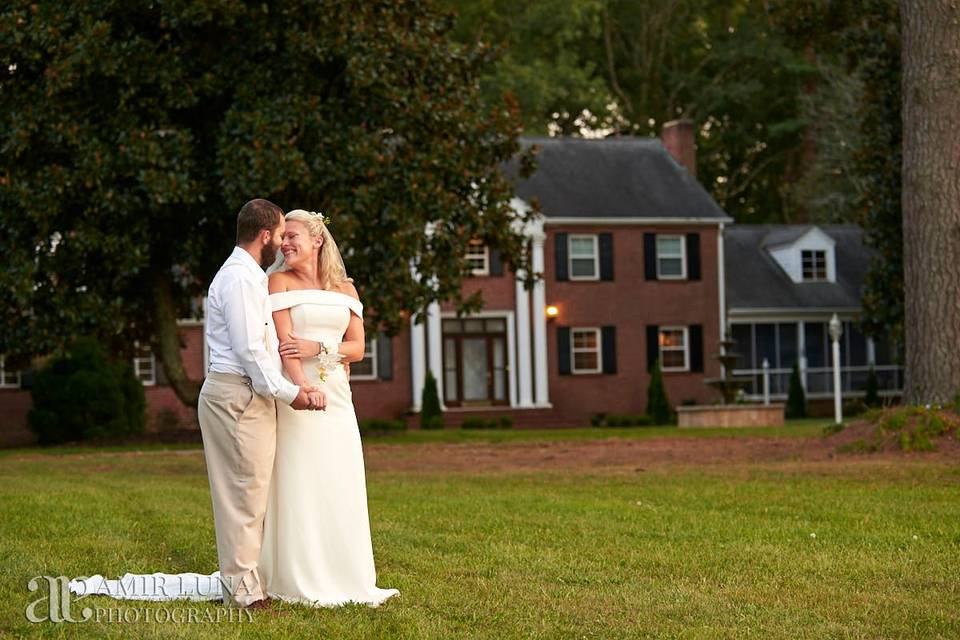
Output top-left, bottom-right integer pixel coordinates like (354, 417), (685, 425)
(1, 432), (958, 638)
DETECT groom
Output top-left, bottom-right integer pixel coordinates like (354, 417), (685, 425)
(198, 198), (322, 608)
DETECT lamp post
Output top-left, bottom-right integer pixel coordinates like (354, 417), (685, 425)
(828, 314), (843, 425)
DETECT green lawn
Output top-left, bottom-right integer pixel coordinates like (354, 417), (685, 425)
(2, 429), (958, 638)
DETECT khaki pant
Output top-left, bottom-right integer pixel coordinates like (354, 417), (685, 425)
(198, 372), (277, 607)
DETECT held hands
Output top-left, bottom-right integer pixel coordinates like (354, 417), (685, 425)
(291, 384), (327, 411)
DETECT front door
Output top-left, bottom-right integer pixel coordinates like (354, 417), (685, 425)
(442, 318), (508, 407)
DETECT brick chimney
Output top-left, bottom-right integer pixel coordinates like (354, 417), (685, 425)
(660, 119), (696, 177)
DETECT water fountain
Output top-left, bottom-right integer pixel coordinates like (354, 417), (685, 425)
(675, 333), (785, 428)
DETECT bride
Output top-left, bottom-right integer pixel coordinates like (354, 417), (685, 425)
(69, 209), (398, 609)
(260, 209), (398, 607)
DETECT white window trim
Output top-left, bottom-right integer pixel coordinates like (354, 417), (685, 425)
(132, 345), (157, 387)
(350, 337), (378, 380)
(466, 242), (490, 276)
(800, 249), (828, 282)
(0, 356), (21, 389)
(571, 327), (603, 374)
(659, 326), (690, 372)
(656, 234), (687, 280)
(568, 234), (600, 281)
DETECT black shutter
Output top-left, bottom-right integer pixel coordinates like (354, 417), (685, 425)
(557, 327), (571, 375)
(644, 233), (657, 280)
(376, 335), (393, 380)
(555, 233), (569, 281)
(601, 326), (617, 374)
(599, 233), (614, 281)
(686, 233), (701, 281)
(646, 324), (660, 372)
(489, 248), (504, 276)
(689, 324), (703, 372)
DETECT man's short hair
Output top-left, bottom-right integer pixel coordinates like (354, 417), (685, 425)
(236, 199), (283, 244)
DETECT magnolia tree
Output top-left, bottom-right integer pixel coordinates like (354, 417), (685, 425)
(0, 1), (537, 407)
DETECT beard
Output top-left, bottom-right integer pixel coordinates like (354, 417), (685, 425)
(258, 243), (279, 269)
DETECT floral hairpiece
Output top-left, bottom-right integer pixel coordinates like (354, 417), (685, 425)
(308, 210), (332, 226)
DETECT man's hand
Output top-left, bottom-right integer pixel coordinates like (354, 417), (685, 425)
(279, 333), (320, 360)
(291, 384), (322, 410)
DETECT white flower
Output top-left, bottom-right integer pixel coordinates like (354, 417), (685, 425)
(809, 533), (817, 539)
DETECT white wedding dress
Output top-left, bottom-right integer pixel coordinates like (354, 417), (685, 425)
(70, 289), (399, 608)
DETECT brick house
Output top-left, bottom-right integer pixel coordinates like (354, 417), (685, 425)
(1, 121), (748, 442)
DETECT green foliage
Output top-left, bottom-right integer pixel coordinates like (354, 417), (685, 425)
(0, 1), (536, 386)
(842, 404), (959, 453)
(359, 418), (407, 436)
(420, 371), (443, 430)
(593, 413), (655, 428)
(786, 361), (807, 419)
(645, 359), (674, 425)
(864, 366), (881, 407)
(460, 415), (514, 430)
(28, 338), (145, 445)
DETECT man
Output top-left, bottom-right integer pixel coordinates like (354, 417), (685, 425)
(198, 198), (322, 609)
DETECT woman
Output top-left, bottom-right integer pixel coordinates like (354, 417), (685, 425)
(67, 208), (397, 608)
(259, 209), (399, 607)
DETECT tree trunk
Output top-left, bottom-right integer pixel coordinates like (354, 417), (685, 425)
(151, 270), (201, 408)
(901, 1), (960, 404)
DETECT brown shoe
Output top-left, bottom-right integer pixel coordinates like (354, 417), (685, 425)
(246, 598), (273, 610)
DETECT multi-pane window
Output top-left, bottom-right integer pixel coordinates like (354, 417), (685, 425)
(801, 250), (827, 281)
(0, 356), (21, 389)
(571, 327), (602, 373)
(132, 345), (156, 386)
(465, 240), (489, 275)
(568, 235), (599, 280)
(658, 327), (689, 371)
(350, 337), (378, 380)
(656, 235), (686, 279)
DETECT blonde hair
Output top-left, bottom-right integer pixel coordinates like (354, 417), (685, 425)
(267, 209), (352, 289)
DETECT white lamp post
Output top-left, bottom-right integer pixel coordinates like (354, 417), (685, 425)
(828, 314), (843, 425)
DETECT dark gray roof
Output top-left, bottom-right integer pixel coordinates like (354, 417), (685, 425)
(725, 225), (872, 311)
(506, 136), (731, 220)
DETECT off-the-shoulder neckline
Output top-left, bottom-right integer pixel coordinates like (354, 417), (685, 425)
(269, 288), (359, 303)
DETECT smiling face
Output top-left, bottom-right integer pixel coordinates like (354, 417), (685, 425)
(257, 217), (285, 268)
(281, 220), (322, 270)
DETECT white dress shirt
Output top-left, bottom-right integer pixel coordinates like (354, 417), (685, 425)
(205, 246), (300, 405)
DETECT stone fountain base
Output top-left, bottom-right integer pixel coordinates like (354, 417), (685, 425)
(675, 403), (785, 428)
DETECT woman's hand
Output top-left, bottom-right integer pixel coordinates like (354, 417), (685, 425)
(279, 333), (320, 360)
(307, 389), (327, 411)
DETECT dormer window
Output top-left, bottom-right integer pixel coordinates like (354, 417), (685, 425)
(765, 226), (836, 284)
(801, 250), (827, 281)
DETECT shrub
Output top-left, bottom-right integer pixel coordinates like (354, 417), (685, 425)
(420, 371), (443, 429)
(461, 415), (514, 429)
(646, 359), (674, 425)
(28, 337), (146, 445)
(786, 361), (806, 419)
(603, 413), (655, 427)
(864, 366), (880, 407)
(591, 413), (607, 427)
(359, 418), (407, 436)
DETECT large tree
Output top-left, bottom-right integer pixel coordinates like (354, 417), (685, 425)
(900, 0), (960, 403)
(0, 0), (536, 407)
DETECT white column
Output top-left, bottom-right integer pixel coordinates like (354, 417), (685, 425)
(515, 270), (534, 407)
(426, 300), (445, 409)
(531, 227), (550, 407)
(410, 315), (426, 411)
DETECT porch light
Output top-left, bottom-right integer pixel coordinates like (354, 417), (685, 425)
(545, 304), (559, 319)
